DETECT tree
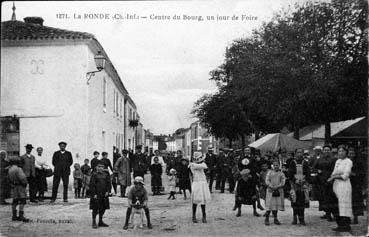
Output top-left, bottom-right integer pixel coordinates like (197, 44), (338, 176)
(199, 0), (367, 142)
(192, 90), (253, 149)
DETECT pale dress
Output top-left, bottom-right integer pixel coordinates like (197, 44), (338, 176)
(189, 162), (211, 204)
(332, 158), (353, 217)
(265, 170), (285, 211)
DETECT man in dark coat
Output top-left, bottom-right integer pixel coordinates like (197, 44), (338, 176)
(51, 142), (73, 203)
(130, 145), (147, 179)
(217, 150), (230, 193)
(20, 144), (37, 203)
(205, 147), (217, 193)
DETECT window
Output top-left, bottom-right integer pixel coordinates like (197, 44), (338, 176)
(103, 78), (107, 111)
(120, 98), (123, 119)
(129, 108), (132, 120)
(113, 90), (116, 115)
(116, 93), (119, 117)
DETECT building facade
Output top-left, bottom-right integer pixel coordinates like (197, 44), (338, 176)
(1, 16), (141, 165)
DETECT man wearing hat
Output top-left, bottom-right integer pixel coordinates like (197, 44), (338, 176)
(20, 144), (37, 203)
(130, 145), (148, 179)
(51, 142), (73, 203)
(8, 156), (29, 222)
(205, 146), (217, 193)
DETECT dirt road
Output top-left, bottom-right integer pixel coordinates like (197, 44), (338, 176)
(0, 174), (367, 237)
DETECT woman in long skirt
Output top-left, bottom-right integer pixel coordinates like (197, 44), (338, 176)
(189, 151), (211, 223)
(288, 148), (310, 226)
(328, 146), (353, 232)
(315, 145), (337, 221)
(347, 147), (365, 224)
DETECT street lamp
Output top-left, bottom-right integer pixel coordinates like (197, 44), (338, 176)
(86, 51), (106, 84)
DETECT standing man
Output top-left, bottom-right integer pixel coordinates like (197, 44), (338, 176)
(20, 144), (37, 203)
(205, 147), (217, 193)
(130, 145), (147, 179)
(114, 150), (131, 197)
(218, 149), (230, 193)
(51, 141), (73, 203)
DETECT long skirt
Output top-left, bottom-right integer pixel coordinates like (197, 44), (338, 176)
(35, 169), (47, 193)
(333, 179), (352, 217)
(89, 194), (110, 211)
(151, 174), (162, 187)
(265, 188), (284, 211)
(191, 181), (211, 204)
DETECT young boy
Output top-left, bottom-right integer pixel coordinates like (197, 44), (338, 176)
(123, 176), (153, 230)
(8, 157), (29, 222)
(81, 159), (91, 198)
(73, 163), (83, 198)
(89, 162), (111, 228)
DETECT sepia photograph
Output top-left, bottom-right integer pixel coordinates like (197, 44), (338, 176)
(0, 0), (368, 236)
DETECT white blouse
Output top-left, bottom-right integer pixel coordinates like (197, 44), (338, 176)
(35, 155), (49, 169)
(331, 158), (352, 180)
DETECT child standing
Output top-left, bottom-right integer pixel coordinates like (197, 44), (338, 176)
(259, 162), (270, 202)
(73, 163), (83, 199)
(177, 157), (192, 199)
(189, 152), (211, 223)
(81, 159), (91, 198)
(89, 162), (111, 228)
(8, 157), (29, 222)
(264, 160), (286, 225)
(150, 157), (163, 195)
(168, 169), (177, 200)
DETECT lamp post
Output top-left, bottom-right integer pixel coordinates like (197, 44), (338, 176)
(86, 51), (106, 84)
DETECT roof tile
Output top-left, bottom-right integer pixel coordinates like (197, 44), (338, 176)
(1, 20), (95, 40)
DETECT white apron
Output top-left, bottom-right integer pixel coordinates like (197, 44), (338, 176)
(332, 158), (353, 217)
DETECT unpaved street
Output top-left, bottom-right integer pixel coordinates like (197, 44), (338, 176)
(0, 174), (367, 237)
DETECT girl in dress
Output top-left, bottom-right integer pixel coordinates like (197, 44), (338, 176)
(189, 151), (211, 223)
(167, 169), (177, 200)
(264, 160), (285, 225)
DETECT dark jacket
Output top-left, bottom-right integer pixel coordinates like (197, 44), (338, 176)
(20, 154), (36, 177)
(205, 153), (217, 172)
(130, 153), (147, 173)
(52, 151), (73, 176)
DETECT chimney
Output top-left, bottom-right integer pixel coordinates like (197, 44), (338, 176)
(24, 17), (44, 26)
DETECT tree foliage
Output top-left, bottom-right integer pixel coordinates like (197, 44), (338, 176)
(193, 0), (368, 141)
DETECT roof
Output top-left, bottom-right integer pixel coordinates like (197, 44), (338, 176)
(249, 133), (310, 152)
(1, 20), (94, 40)
(288, 117), (366, 140)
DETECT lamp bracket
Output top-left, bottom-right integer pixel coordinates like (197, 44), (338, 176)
(86, 69), (102, 85)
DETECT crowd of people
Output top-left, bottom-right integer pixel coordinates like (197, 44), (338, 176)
(1, 141), (367, 233)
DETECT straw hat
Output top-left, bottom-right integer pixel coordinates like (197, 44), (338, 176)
(193, 151), (205, 163)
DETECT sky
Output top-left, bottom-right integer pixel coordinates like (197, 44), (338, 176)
(1, 0), (302, 134)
